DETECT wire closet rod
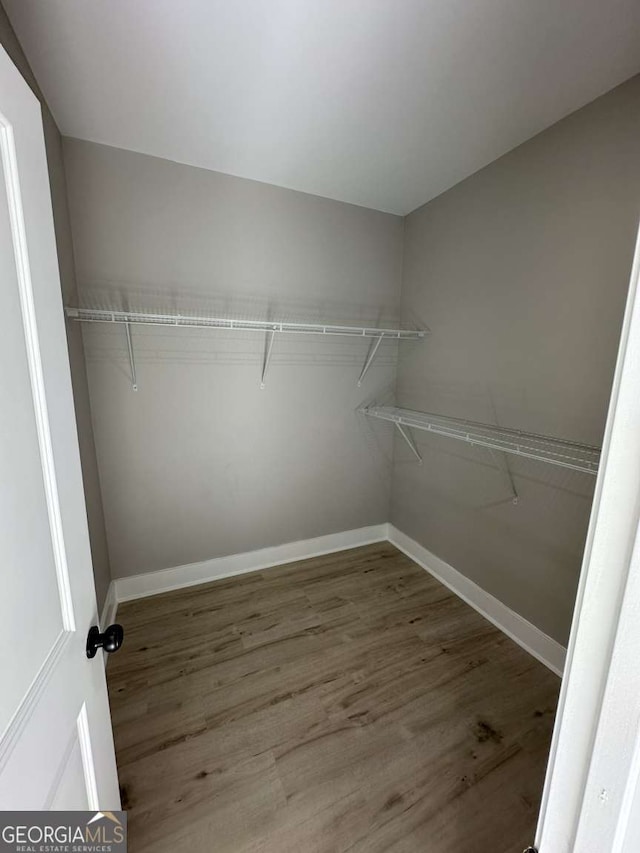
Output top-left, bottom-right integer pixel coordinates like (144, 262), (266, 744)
(362, 405), (601, 475)
(65, 307), (427, 340)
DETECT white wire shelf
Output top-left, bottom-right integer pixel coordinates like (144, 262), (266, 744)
(362, 405), (601, 475)
(65, 308), (426, 340)
(66, 307), (426, 389)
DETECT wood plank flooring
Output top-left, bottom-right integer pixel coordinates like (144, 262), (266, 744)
(106, 543), (560, 853)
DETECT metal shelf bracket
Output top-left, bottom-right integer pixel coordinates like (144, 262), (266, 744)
(395, 422), (423, 464)
(357, 335), (383, 387)
(261, 326), (277, 389)
(124, 322), (137, 391)
(489, 448), (519, 504)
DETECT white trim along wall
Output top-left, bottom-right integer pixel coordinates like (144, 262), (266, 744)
(387, 526), (566, 676)
(103, 522), (565, 677)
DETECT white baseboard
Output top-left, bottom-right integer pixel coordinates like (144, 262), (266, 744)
(114, 524), (389, 603)
(387, 524), (566, 677)
(108, 521), (565, 677)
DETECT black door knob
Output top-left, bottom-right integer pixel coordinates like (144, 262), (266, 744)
(86, 624), (124, 659)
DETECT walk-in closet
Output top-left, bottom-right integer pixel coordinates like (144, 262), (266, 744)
(2, 2), (640, 851)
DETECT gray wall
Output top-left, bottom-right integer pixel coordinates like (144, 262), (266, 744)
(62, 139), (404, 579)
(0, 4), (112, 611)
(392, 74), (640, 645)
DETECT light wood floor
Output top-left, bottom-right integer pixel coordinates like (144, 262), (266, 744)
(107, 543), (560, 853)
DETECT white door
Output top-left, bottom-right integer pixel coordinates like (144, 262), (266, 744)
(0, 45), (120, 809)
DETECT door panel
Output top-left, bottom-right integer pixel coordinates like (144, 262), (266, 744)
(50, 739), (91, 811)
(0, 44), (119, 809)
(48, 707), (96, 810)
(0, 102), (67, 741)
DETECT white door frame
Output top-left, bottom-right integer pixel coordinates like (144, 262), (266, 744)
(536, 222), (640, 852)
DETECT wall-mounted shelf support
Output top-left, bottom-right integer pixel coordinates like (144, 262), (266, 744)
(261, 327), (277, 389)
(65, 307), (427, 389)
(395, 422), (423, 464)
(488, 448), (519, 504)
(124, 322), (137, 391)
(362, 405), (600, 476)
(357, 335), (383, 387)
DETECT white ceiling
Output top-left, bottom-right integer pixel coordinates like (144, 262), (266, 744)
(5, 0), (640, 214)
